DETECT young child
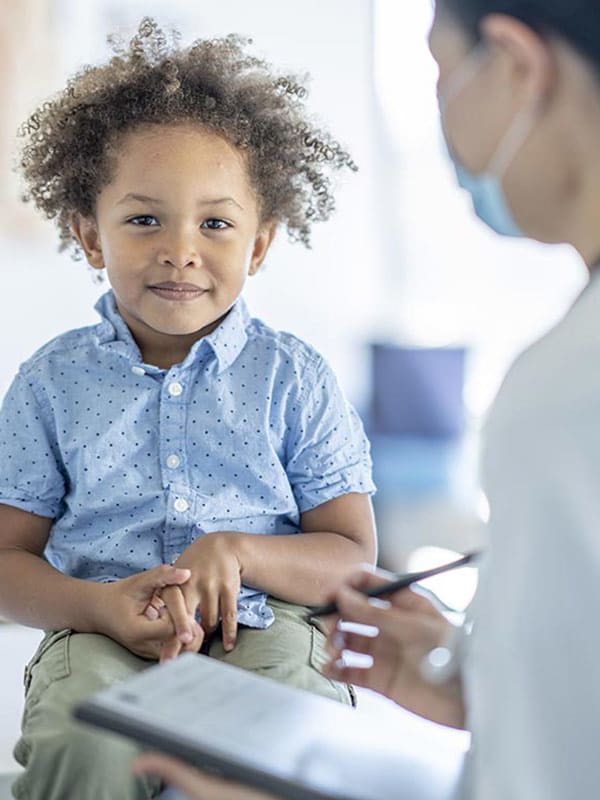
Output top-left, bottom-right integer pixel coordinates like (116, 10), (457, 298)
(0, 17), (376, 800)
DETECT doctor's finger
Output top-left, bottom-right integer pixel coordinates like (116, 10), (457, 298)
(345, 564), (396, 591)
(321, 657), (374, 691)
(326, 628), (378, 658)
(134, 752), (280, 800)
(345, 568), (441, 616)
(334, 584), (402, 628)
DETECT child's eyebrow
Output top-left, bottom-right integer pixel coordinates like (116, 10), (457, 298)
(116, 192), (244, 211)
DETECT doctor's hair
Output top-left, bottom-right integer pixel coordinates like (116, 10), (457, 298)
(17, 17), (357, 254)
(441, 0), (600, 72)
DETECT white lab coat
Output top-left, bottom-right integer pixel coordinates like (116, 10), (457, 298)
(461, 271), (600, 798)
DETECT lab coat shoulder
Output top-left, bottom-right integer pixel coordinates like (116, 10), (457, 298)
(484, 274), (600, 451)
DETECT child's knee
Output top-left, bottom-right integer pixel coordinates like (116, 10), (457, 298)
(13, 723), (158, 800)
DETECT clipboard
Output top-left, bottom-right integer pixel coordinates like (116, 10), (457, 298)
(74, 652), (466, 800)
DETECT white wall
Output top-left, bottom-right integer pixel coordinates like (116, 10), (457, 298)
(373, 1), (587, 417)
(0, 0), (380, 407)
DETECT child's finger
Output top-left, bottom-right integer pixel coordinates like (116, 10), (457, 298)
(150, 593), (165, 609)
(132, 566), (191, 602)
(181, 619), (205, 653)
(199, 590), (219, 635)
(144, 593), (165, 620)
(220, 592), (238, 652)
(144, 605), (158, 621)
(162, 586), (194, 644)
(136, 613), (176, 640)
(159, 634), (182, 664)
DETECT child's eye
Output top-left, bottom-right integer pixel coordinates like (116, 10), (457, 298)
(202, 218), (230, 230)
(128, 215), (159, 227)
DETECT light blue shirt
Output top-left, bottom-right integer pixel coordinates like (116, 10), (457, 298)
(0, 291), (374, 627)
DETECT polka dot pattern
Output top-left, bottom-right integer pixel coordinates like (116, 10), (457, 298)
(0, 291), (375, 629)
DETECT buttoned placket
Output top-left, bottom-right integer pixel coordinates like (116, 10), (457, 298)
(160, 366), (194, 565)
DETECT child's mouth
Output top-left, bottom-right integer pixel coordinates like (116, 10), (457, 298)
(149, 282), (208, 302)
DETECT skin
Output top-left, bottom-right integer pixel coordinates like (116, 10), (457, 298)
(134, 6), (600, 797)
(0, 124), (375, 669)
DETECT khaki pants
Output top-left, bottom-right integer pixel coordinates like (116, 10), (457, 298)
(12, 597), (353, 800)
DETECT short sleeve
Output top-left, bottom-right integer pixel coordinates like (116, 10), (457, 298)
(0, 373), (66, 518)
(285, 357), (375, 513)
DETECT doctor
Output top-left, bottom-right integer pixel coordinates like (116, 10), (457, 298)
(135, 0), (600, 797)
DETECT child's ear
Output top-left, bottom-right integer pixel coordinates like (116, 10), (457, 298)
(248, 222), (278, 276)
(70, 212), (105, 270)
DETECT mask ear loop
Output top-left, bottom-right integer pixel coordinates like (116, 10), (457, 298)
(487, 105), (538, 179)
(439, 42), (539, 181)
(438, 42), (489, 112)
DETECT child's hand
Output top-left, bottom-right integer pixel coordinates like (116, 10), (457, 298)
(98, 565), (193, 660)
(144, 532), (243, 662)
(146, 584), (205, 662)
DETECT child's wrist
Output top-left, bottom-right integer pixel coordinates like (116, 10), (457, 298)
(222, 531), (247, 578)
(73, 579), (110, 634)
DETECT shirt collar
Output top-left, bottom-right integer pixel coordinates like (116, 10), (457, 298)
(94, 290), (250, 374)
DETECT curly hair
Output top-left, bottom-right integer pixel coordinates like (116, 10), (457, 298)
(17, 17), (357, 253)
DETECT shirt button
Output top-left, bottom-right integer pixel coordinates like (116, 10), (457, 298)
(168, 381), (183, 397)
(174, 497), (189, 513)
(131, 366), (145, 376)
(166, 454), (181, 469)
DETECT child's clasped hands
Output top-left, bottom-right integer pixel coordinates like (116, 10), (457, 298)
(142, 531), (244, 662)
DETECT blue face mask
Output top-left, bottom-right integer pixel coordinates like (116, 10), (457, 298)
(439, 49), (537, 238)
(451, 158), (524, 238)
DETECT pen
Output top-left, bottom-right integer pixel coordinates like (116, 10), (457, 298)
(305, 551), (480, 619)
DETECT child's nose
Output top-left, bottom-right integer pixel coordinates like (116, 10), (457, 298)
(157, 245), (201, 271)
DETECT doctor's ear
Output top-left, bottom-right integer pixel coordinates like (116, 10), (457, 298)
(248, 221), (278, 276)
(480, 14), (556, 101)
(70, 213), (105, 270)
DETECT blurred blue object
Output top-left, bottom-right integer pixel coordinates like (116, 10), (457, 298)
(369, 344), (466, 438)
(369, 434), (466, 499)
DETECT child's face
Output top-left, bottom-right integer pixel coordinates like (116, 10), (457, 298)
(73, 124), (275, 361)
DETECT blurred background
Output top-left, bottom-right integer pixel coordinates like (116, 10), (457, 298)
(0, 0), (587, 772)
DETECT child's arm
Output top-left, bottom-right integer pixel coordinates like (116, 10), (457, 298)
(0, 503), (195, 659)
(153, 491), (375, 659)
(233, 490), (377, 600)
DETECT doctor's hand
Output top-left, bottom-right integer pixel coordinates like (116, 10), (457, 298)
(322, 566), (466, 729)
(134, 752), (280, 800)
(144, 532), (243, 662)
